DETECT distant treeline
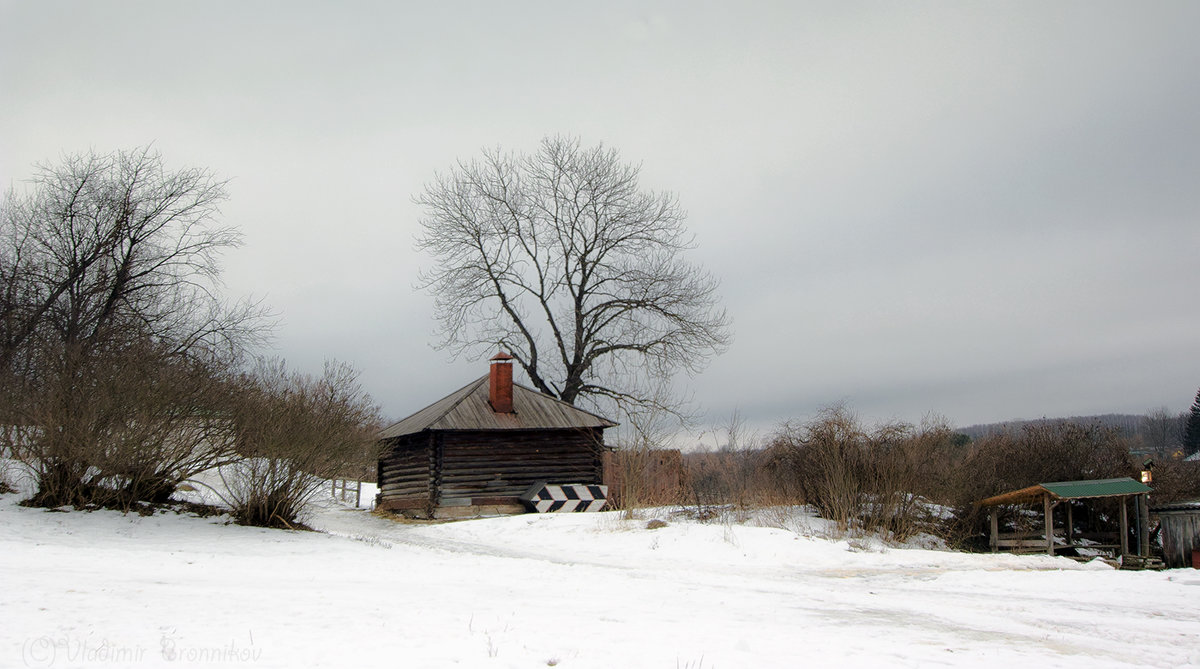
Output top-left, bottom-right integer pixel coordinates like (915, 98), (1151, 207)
(959, 412), (1188, 453)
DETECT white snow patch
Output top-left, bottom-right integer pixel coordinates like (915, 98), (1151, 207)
(1, 490), (1198, 668)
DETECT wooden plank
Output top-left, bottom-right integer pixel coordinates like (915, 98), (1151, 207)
(379, 470), (427, 482)
(1072, 532), (1119, 541)
(998, 539), (1058, 548)
(376, 498), (430, 511)
(998, 531), (1052, 540)
(469, 495), (523, 506)
(379, 484), (431, 495)
(438, 472), (598, 485)
(440, 462), (599, 474)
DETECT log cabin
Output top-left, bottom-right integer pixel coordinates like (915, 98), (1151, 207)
(376, 353), (617, 519)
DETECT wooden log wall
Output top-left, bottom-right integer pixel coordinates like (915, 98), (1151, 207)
(377, 433), (434, 512)
(435, 429), (603, 508)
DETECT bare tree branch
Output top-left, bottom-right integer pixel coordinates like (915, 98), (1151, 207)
(0, 147), (275, 508)
(416, 136), (730, 420)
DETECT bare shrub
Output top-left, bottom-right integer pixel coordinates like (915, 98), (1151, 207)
(13, 337), (240, 510)
(682, 448), (772, 517)
(939, 422), (1136, 548)
(605, 396), (688, 514)
(957, 422), (1133, 499)
(219, 359), (380, 529)
(605, 447), (685, 511)
(94, 347), (241, 506)
(0, 439), (20, 494)
(765, 407), (955, 541)
(676, 410), (780, 520)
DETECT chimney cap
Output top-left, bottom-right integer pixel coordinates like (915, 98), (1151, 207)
(490, 351), (514, 362)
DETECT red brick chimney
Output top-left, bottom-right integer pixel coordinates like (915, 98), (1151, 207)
(489, 352), (514, 413)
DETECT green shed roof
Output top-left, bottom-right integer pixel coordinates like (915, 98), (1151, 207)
(1040, 478), (1152, 499)
(979, 477), (1152, 506)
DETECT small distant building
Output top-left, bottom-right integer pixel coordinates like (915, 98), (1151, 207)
(1151, 499), (1200, 569)
(375, 354), (617, 519)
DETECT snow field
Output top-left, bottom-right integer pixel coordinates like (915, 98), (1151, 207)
(2, 490), (1199, 668)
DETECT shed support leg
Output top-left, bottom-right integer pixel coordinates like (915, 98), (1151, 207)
(1044, 494), (1055, 556)
(989, 508), (999, 553)
(1120, 496), (1129, 557)
(1138, 493), (1150, 558)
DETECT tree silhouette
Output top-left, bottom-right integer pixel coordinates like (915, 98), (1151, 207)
(1183, 387), (1200, 457)
(416, 136), (730, 418)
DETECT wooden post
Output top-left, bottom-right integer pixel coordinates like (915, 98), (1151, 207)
(1138, 493), (1150, 558)
(1134, 494), (1142, 557)
(989, 508), (999, 553)
(1044, 493), (1055, 555)
(1119, 495), (1129, 557)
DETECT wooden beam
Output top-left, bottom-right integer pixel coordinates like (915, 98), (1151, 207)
(979, 484), (1047, 507)
(989, 508), (999, 553)
(1138, 493), (1151, 558)
(1119, 495), (1129, 557)
(1044, 493), (1055, 555)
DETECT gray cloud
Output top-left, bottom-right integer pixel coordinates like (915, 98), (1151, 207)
(2, 2), (1197, 436)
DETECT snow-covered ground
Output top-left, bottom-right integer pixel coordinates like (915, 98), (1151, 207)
(2, 485), (1199, 668)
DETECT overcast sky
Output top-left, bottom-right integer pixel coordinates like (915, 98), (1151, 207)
(3, 2), (1198, 441)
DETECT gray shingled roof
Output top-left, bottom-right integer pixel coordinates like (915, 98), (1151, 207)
(378, 375), (618, 440)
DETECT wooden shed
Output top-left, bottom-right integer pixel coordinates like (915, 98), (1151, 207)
(1151, 499), (1200, 569)
(978, 478), (1153, 559)
(375, 354), (617, 519)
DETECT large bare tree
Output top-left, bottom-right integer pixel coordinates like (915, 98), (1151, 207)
(1, 147), (266, 372)
(416, 136), (730, 417)
(1, 147), (269, 507)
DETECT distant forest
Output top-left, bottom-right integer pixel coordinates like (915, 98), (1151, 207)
(959, 412), (1189, 455)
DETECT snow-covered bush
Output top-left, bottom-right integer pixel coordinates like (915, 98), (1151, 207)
(218, 358), (379, 529)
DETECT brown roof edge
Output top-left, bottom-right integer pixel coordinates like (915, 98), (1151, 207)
(376, 375), (487, 440)
(977, 484), (1048, 507)
(377, 375), (618, 440)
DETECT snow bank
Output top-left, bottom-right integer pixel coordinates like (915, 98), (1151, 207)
(2, 490), (1198, 668)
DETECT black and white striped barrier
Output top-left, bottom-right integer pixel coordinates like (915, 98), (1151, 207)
(520, 483), (608, 513)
